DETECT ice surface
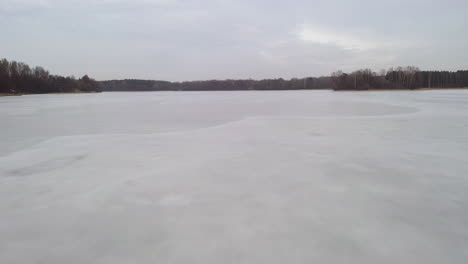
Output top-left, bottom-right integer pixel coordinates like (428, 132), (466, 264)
(1, 90), (468, 263)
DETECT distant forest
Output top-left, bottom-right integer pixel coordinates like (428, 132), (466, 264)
(101, 67), (468, 92)
(0, 58), (101, 94)
(2, 58), (468, 94)
(332, 67), (468, 90)
(100, 77), (333, 92)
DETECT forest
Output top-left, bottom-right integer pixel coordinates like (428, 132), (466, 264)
(0, 58), (101, 94)
(101, 67), (468, 92)
(99, 77), (333, 92)
(2, 58), (468, 94)
(332, 67), (468, 90)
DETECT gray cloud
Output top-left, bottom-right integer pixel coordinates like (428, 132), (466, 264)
(1, 0), (467, 80)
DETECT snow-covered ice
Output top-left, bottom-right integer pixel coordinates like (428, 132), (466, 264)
(1, 90), (468, 263)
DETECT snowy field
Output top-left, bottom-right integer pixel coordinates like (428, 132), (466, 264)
(1, 90), (468, 263)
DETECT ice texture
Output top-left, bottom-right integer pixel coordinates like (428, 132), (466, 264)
(1, 90), (468, 263)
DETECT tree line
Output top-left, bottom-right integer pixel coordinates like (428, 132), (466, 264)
(100, 77), (333, 91)
(2, 58), (467, 94)
(101, 67), (468, 92)
(0, 58), (101, 94)
(332, 67), (468, 90)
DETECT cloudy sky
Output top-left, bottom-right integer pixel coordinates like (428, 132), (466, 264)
(1, 0), (467, 81)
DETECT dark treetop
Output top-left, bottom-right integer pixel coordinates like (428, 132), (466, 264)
(0, 58), (100, 94)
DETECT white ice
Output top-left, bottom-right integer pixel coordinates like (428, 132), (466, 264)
(1, 90), (468, 263)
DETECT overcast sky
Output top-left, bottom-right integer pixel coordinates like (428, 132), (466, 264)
(1, 0), (467, 81)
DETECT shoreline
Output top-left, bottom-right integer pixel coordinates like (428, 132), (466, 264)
(3, 88), (468, 96)
(334, 87), (468, 92)
(0, 91), (101, 97)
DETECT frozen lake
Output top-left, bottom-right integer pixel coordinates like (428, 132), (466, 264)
(1, 90), (468, 263)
